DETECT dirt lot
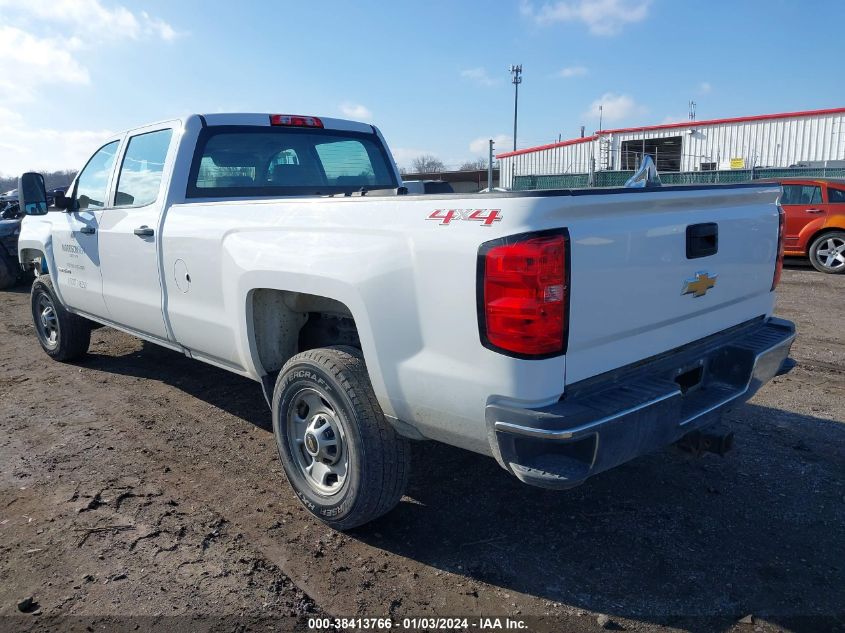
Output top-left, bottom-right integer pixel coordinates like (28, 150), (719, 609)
(1, 263), (843, 633)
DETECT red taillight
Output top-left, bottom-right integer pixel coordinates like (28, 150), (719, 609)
(479, 231), (569, 357)
(772, 205), (785, 290)
(269, 114), (323, 128)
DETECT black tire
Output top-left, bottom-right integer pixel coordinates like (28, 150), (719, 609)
(272, 346), (410, 529)
(0, 252), (18, 290)
(808, 231), (845, 274)
(31, 275), (92, 361)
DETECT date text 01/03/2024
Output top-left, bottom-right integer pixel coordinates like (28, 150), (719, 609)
(307, 617), (529, 630)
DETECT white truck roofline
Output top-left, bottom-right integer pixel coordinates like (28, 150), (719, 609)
(114, 113), (376, 139)
(197, 113), (375, 134)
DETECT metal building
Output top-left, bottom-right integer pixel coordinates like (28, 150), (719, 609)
(497, 106), (845, 189)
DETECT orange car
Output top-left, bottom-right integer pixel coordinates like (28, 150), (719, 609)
(778, 178), (845, 273)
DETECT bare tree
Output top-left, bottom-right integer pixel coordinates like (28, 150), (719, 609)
(459, 158), (487, 171)
(410, 155), (445, 174)
(0, 169), (77, 193)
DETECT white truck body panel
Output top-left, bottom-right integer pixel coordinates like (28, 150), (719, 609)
(18, 113), (788, 463)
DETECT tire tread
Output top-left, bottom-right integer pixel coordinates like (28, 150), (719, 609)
(31, 275), (91, 361)
(274, 346), (410, 529)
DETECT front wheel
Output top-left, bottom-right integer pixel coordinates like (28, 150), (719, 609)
(272, 346), (410, 529)
(31, 275), (92, 361)
(808, 231), (845, 274)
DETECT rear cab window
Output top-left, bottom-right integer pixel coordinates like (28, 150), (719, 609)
(187, 127), (398, 198)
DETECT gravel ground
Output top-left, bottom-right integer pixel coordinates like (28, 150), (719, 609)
(0, 263), (843, 633)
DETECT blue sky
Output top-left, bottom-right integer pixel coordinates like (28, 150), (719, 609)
(1, 0), (844, 175)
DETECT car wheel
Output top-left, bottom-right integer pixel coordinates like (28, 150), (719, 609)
(0, 253), (17, 290)
(31, 274), (92, 361)
(272, 346), (410, 529)
(808, 231), (845, 274)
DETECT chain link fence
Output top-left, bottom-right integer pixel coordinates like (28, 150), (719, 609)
(512, 167), (845, 191)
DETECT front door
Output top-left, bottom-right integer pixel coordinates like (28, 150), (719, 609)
(50, 140), (120, 317)
(98, 127), (174, 340)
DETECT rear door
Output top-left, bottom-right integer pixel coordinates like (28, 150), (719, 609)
(781, 182), (825, 248)
(98, 125), (175, 340)
(50, 139), (120, 317)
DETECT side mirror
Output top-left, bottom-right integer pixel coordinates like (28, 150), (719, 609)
(18, 172), (49, 216)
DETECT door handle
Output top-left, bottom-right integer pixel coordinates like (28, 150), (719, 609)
(79, 226), (96, 235)
(133, 226), (155, 237)
(805, 209), (824, 214)
(686, 222), (718, 259)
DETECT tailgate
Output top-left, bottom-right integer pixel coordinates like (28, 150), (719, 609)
(563, 184), (781, 385)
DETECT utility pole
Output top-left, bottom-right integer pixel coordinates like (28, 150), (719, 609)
(689, 100), (697, 121)
(510, 64), (522, 151)
(487, 139), (494, 190)
(598, 104), (603, 132)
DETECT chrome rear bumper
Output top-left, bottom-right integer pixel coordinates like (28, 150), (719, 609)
(488, 317), (796, 489)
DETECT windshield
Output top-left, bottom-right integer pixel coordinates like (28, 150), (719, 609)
(187, 126), (398, 198)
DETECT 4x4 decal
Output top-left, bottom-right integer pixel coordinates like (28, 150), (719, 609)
(426, 209), (502, 226)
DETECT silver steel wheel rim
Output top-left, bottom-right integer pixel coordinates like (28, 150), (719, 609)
(35, 293), (59, 350)
(286, 387), (348, 496)
(816, 236), (845, 270)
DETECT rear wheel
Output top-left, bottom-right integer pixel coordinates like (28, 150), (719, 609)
(808, 231), (845, 274)
(272, 346), (410, 529)
(31, 275), (92, 361)
(0, 253), (18, 290)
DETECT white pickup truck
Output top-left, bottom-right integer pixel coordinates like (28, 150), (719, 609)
(17, 113), (795, 528)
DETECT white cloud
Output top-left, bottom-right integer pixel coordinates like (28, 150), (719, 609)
(390, 148), (432, 171)
(557, 65), (589, 78)
(0, 107), (113, 175)
(469, 134), (513, 154)
(0, 0), (183, 41)
(521, 0), (651, 35)
(460, 67), (500, 87)
(0, 26), (90, 101)
(338, 103), (373, 120)
(585, 92), (647, 121)
(0, 0), (180, 103)
(0, 0), (180, 175)
(698, 81), (712, 94)
(661, 114), (687, 124)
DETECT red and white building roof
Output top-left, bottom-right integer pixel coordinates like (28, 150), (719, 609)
(496, 106), (845, 188)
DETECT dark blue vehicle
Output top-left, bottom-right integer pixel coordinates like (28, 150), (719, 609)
(0, 185), (69, 288)
(0, 191), (24, 288)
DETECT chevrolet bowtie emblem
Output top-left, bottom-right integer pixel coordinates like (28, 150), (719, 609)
(682, 271), (717, 297)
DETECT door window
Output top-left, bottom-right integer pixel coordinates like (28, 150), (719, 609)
(115, 129), (173, 207)
(780, 184), (822, 205)
(75, 141), (120, 209)
(828, 188), (845, 204)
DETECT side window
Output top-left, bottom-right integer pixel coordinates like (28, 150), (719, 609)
(780, 185), (801, 205)
(803, 185), (823, 205)
(115, 129), (173, 207)
(828, 188), (845, 204)
(75, 141), (120, 209)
